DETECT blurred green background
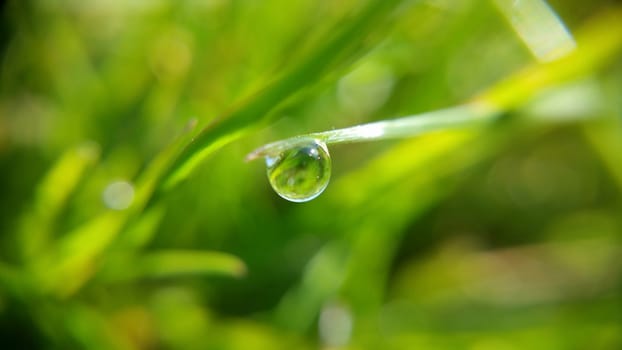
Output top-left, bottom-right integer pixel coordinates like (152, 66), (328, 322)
(1, 0), (622, 349)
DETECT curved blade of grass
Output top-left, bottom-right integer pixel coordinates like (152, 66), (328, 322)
(114, 204), (166, 250)
(29, 121), (199, 297)
(18, 142), (100, 261)
(138, 250), (246, 279)
(476, 8), (622, 109)
(102, 250), (247, 281)
(161, 0), (404, 189)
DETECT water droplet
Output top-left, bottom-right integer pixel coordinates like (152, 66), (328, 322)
(266, 139), (331, 202)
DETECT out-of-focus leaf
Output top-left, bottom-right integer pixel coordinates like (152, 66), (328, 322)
(32, 211), (126, 297)
(493, 0), (576, 62)
(30, 122), (198, 297)
(64, 303), (135, 350)
(18, 142), (99, 260)
(114, 204), (166, 251)
(477, 8), (622, 109)
(131, 250), (246, 280)
(273, 242), (349, 331)
(98, 250), (245, 285)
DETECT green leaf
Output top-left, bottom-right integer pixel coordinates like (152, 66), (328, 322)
(30, 122), (198, 297)
(18, 142), (100, 261)
(130, 250), (246, 280)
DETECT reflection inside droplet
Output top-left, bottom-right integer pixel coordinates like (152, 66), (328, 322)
(265, 139), (331, 202)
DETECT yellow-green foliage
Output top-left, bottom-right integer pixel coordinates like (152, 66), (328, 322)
(0, 0), (621, 349)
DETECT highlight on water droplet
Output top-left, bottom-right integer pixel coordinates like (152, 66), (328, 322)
(265, 139), (331, 203)
(102, 180), (135, 210)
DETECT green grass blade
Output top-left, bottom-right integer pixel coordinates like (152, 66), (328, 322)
(161, 0), (404, 189)
(130, 250), (246, 280)
(493, 0), (576, 61)
(18, 142), (100, 261)
(476, 8), (622, 109)
(29, 122), (198, 297)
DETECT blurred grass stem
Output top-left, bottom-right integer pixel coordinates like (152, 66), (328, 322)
(493, 0), (576, 62)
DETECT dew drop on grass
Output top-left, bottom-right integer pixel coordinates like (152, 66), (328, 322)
(265, 139), (331, 202)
